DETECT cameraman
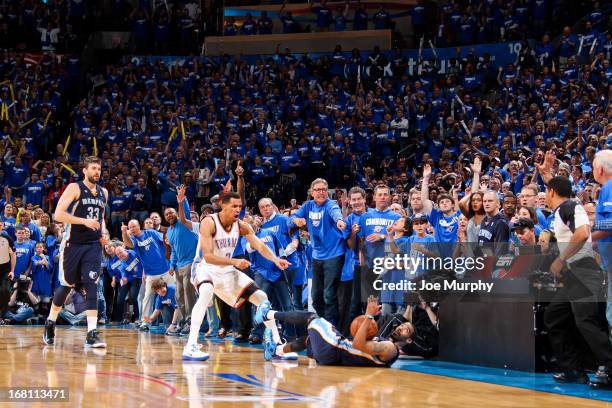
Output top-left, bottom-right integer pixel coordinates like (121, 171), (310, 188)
(4, 275), (39, 324)
(375, 291), (439, 359)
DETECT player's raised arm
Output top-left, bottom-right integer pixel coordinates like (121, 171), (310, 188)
(352, 296), (397, 360)
(199, 217), (239, 267)
(54, 183), (100, 230)
(239, 220), (291, 270)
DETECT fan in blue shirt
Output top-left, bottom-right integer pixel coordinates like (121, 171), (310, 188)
(23, 174), (46, 207)
(31, 242), (53, 299)
(345, 198), (371, 282)
(357, 187), (401, 269)
(421, 164), (461, 256)
(380, 219), (412, 309)
(409, 218), (437, 277)
(113, 245), (143, 323)
(240, 15), (257, 35)
(7, 157), (29, 190)
(259, 199), (301, 274)
(105, 251), (124, 287)
(14, 227), (34, 277)
(289, 191), (346, 261)
(593, 152), (612, 273)
(146, 282), (179, 330)
(245, 218), (297, 339)
(123, 222), (170, 276)
(118, 248), (143, 282)
(246, 227), (284, 283)
(17, 211), (42, 243)
(166, 193), (198, 274)
(311, 2), (332, 29)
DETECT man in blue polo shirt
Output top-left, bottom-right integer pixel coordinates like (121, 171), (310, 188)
(167, 185), (198, 335)
(122, 219), (174, 331)
(289, 178), (346, 325)
(592, 150), (612, 326)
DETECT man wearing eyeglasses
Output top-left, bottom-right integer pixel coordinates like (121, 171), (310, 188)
(520, 184), (549, 227)
(289, 178), (346, 326)
(592, 150), (612, 329)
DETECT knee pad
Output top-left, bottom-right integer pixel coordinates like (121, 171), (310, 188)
(52, 286), (72, 308)
(241, 283), (261, 304)
(83, 281), (98, 310)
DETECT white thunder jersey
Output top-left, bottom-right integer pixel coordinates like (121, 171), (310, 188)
(204, 213), (239, 269)
(193, 212), (255, 307)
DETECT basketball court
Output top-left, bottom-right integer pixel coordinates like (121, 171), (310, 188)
(1, 326), (610, 407)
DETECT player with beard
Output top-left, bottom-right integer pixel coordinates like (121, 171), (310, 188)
(43, 156), (109, 348)
(257, 296), (438, 366)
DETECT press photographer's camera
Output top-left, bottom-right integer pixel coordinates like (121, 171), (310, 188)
(17, 274), (32, 292)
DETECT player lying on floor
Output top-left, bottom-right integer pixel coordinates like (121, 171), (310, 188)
(254, 296), (419, 366)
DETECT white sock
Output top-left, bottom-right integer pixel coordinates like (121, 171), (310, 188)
(87, 316), (97, 332)
(266, 310), (276, 321)
(48, 307), (60, 322)
(275, 344), (285, 355)
(264, 320), (281, 344)
(188, 284), (213, 346)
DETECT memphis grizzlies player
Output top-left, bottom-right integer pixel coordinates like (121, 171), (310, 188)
(43, 156), (109, 348)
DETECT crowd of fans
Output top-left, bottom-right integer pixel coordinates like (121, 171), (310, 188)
(0, 0), (203, 54)
(0, 0), (91, 52)
(125, 1), (202, 54)
(223, 0), (608, 48)
(1, 0), (605, 54)
(0, 1), (610, 373)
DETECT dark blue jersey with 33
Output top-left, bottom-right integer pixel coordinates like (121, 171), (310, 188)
(66, 182), (106, 244)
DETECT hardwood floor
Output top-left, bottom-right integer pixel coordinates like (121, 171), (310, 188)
(0, 327), (607, 408)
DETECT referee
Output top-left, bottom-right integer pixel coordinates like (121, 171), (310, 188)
(0, 220), (16, 323)
(538, 153), (612, 388)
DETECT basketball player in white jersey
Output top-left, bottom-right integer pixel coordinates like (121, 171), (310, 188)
(183, 191), (298, 361)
